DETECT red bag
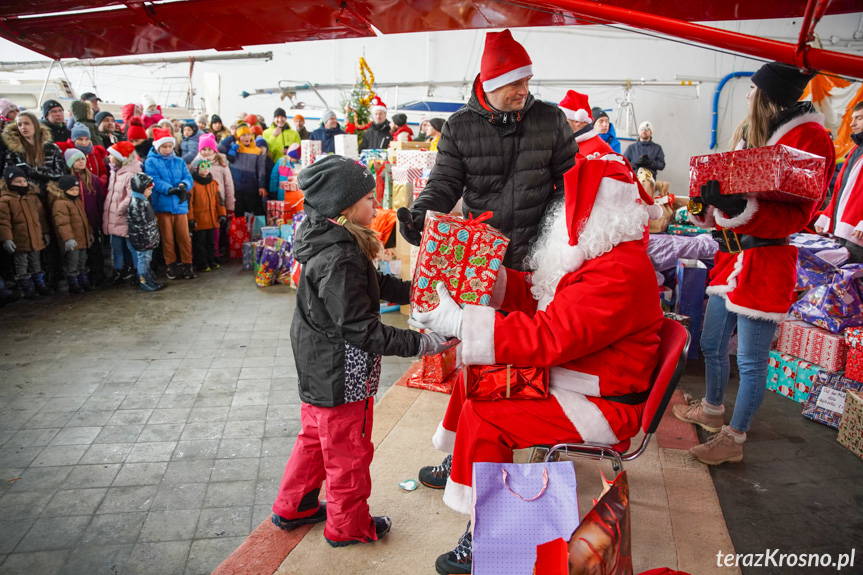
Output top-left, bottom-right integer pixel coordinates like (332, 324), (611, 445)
(228, 216), (250, 259)
(463, 364), (548, 401)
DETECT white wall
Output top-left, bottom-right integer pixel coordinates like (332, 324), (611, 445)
(1, 14), (862, 192)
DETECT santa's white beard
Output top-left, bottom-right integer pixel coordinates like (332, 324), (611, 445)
(525, 199), (648, 305)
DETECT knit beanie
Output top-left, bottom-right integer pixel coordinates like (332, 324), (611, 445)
(392, 113), (407, 127)
(142, 93), (157, 109)
(255, 137), (268, 149)
(236, 125), (252, 139)
(131, 172), (154, 194)
(107, 141), (136, 163)
(274, 107), (287, 118)
(298, 155), (375, 218)
(591, 107), (609, 122)
(244, 114), (258, 126)
(4, 166), (27, 187)
(195, 113), (208, 125)
(58, 175), (79, 192)
(294, 114), (305, 123)
(41, 99), (62, 119)
(751, 61), (816, 108)
(95, 111), (114, 126)
(0, 99), (17, 119)
(639, 121), (653, 133)
(65, 148), (86, 168)
(252, 125), (263, 137)
(158, 118), (173, 128)
(480, 29), (533, 93)
(183, 120), (198, 136)
(321, 110), (336, 125)
(286, 143), (301, 160)
(198, 132), (218, 152)
(71, 122), (90, 141)
(429, 118), (445, 133)
(126, 116), (147, 140)
(211, 114), (222, 125)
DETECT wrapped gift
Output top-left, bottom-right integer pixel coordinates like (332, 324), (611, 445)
(766, 350), (825, 404)
(413, 177), (428, 199)
(275, 237), (294, 285)
(774, 320), (847, 372)
(673, 206), (690, 224)
(334, 134), (359, 159)
(845, 328), (863, 381)
(261, 226), (280, 239)
(242, 241), (257, 271)
(424, 345), (458, 383)
(406, 361), (459, 394)
(292, 211), (307, 237)
(802, 372), (863, 429)
(796, 249), (838, 291)
(267, 201), (286, 225)
(663, 311), (691, 329)
(301, 140), (322, 167)
(280, 224), (293, 240)
(791, 265), (863, 333)
(359, 149), (388, 166)
(689, 144), (826, 204)
(255, 237), (283, 288)
(463, 365), (549, 401)
(837, 390), (863, 460)
(396, 150), (437, 170)
(666, 223), (711, 236)
(392, 166), (423, 184)
(411, 211), (509, 313)
(228, 216), (251, 259)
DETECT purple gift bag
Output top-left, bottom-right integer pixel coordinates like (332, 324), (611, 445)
(472, 461), (579, 575)
(791, 264), (863, 333)
(795, 249), (838, 291)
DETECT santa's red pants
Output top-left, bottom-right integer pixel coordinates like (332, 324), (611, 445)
(440, 372), (583, 514)
(272, 399), (378, 542)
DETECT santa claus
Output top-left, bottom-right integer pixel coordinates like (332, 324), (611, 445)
(409, 152), (664, 575)
(559, 90), (614, 157)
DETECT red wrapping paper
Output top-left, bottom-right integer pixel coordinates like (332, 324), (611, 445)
(774, 320), (848, 373)
(463, 365), (548, 401)
(406, 359), (459, 394)
(844, 328), (863, 382)
(228, 216), (250, 259)
(411, 211), (509, 313)
(422, 345), (458, 384)
(689, 144), (826, 203)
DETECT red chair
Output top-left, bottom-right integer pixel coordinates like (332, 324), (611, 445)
(542, 318), (691, 471)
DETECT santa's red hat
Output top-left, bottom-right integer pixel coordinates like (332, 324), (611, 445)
(152, 127), (175, 150)
(560, 153), (659, 273)
(370, 95), (387, 114)
(559, 90), (592, 123)
(480, 29), (533, 93)
(107, 141), (136, 163)
(126, 116), (147, 141)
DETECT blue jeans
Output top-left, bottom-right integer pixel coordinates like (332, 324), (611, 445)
(135, 249), (153, 277)
(701, 295), (777, 433)
(110, 235), (137, 269)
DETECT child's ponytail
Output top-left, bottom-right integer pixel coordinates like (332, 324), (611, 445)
(338, 213), (382, 262)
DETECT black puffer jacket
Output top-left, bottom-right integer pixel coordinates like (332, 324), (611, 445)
(359, 121), (392, 151)
(291, 207), (421, 407)
(127, 191), (160, 251)
(409, 76), (577, 270)
(2, 123), (66, 199)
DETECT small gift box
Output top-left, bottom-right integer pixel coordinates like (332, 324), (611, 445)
(261, 226), (280, 239)
(666, 223), (711, 236)
(689, 144), (826, 204)
(406, 346), (459, 394)
(241, 241), (257, 271)
(334, 134), (358, 159)
(774, 320), (847, 373)
(267, 201), (286, 225)
(413, 177), (428, 199)
(766, 350), (826, 404)
(392, 166), (424, 184)
(301, 141), (322, 167)
(837, 390), (863, 460)
(396, 150), (437, 170)
(802, 371), (863, 429)
(463, 365), (549, 401)
(280, 224), (293, 240)
(411, 211), (508, 313)
(229, 216), (251, 259)
(845, 327), (863, 382)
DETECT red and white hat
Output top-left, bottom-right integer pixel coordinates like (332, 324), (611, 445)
(152, 127), (175, 150)
(559, 90), (592, 123)
(480, 29), (533, 93)
(107, 141), (136, 162)
(560, 153), (660, 273)
(370, 95), (387, 114)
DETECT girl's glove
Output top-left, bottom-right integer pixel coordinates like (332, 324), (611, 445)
(409, 283), (463, 339)
(65, 239), (77, 252)
(2, 240), (15, 253)
(417, 332), (459, 357)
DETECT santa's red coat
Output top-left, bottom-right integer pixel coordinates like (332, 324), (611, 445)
(690, 112), (835, 322)
(575, 127), (614, 157)
(56, 140), (109, 189)
(459, 239), (663, 446)
(815, 144), (863, 247)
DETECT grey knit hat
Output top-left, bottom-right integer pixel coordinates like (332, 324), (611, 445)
(297, 155), (375, 218)
(321, 110), (336, 125)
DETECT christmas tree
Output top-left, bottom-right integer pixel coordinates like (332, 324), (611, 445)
(340, 57), (376, 140)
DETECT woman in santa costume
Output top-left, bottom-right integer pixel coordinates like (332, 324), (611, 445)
(410, 153), (664, 575)
(559, 90), (613, 157)
(673, 61), (835, 465)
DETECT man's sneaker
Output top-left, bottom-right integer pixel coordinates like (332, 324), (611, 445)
(184, 264), (197, 279)
(166, 264), (179, 280)
(672, 393), (724, 432)
(435, 521), (472, 575)
(271, 502), (327, 531)
(325, 516), (392, 548)
(419, 454), (452, 489)
(690, 426), (744, 465)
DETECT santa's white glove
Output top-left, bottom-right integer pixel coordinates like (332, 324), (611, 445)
(2, 240), (15, 254)
(409, 282), (463, 339)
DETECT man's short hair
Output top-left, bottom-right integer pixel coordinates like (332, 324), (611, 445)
(854, 101), (863, 113)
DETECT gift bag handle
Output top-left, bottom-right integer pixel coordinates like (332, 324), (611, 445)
(502, 467), (549, 501)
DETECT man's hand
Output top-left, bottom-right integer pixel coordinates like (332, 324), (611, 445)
(409, 283), (464, 339)
(43, 234), (51, 246)
(272, 127), (282, 137)
(397, 207), (422, 246)
(854, 229), (863, 240)
(259, 188), (267, 198)
(815, 225), (824, 234)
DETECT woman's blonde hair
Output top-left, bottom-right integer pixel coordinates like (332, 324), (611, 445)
(339, 207), (382, 262)
(16, 111), (45, 166)
(729, 87), (782, 151)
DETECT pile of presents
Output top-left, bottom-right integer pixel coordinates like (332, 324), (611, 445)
(227, 210), (306, 288)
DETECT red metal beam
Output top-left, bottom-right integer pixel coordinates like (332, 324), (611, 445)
(526, 0), (863, 79)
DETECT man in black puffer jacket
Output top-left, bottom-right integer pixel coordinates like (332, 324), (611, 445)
(400, 29), (577, 271)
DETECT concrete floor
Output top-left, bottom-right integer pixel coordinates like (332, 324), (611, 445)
(0, 262), (413, 575)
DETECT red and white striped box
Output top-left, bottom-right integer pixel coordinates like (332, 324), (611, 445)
(774, 320), (847, 373)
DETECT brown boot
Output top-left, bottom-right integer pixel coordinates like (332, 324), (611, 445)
(673, 393), (724, 433)
(690, 426), (744, 465)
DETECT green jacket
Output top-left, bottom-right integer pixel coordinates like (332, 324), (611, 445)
(262, 125), (300, 163)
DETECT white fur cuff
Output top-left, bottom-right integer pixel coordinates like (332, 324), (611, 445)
(460, 305), (496, 365)
(443, 478), (472, 515)
(715, 197), (759, 229)
(432, 422), (456, 453)
(688, 206), (716, 229)
(813, 214), (830, 231)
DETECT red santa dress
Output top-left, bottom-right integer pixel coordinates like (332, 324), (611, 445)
(815, 136), (863, 247)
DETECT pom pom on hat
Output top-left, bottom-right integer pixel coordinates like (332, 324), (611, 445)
(126, 116), (147, 140)
(480, 29), (533, 93)
(252, 125), (263, 137)
(370, 96), (387, 114)
(559, 91), (592, 124)
(244, 114), (258, 126)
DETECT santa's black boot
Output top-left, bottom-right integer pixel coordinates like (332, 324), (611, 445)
(435, 520), (472, 575)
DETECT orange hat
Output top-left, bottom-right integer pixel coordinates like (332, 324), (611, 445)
(294, 114), (305, 122)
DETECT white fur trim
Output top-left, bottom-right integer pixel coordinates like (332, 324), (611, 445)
(766, 112), (825, 146)
(855, 221), (863, 233)
(705, 252), (744, 297)
(549, 389), (619, 446)
(646, 203), (663, 220)
(489, 268), (507, 310)
(722, 296), (789, 323)
(714, 197), (759, 229)
(106, 147), (125, 161)
(153, 136), (175, 150)
(459, 305), (496, 365)
(482, 65), (534, 93)
(562, 108), (591, 124)
(370, 105), (387, 113)
(560, 245), (585, 274)
(432, 422), (456, 453)
(688, 206), (716, 228)
(813, 214), (831, 231)
(575, 127), (599, 143)
(549, 367), (600, 397)
(835, 222), (863, 247)
(443, 477), (472, 515)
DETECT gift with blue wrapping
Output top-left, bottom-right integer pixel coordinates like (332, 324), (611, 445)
(802, 371), (863, 429)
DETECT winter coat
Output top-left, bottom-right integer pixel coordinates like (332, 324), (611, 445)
(188, 174), (226, 230)
(133, 139), (153, 161)
(127, 191), (160, 250)
(690, 104), (835, 322)
(359, 121), (392, 151)
(142, 108), (164, 131)
(211, 126), (231, 143)
(262, 125), (301, 163)
(623, 139), (666, 178)
(297, 127), (310, 141)
(180, 129), (201, 164)
(49, 182), (93, 249)
(392, 124), (413, 143)
(100, 129), (126, 149)
(309, 124), (346, 154)
(0, 181), (47, 252)
(76, 173), (107, 233)
(56, 140), (109, 188)
(217, 136), (267, 193)
(291, 206), (421, 407)
(68, 101), (104, 148)
(574, 126), (613, 157)
(144, 147), (193, 215)
(269, 157), (305, 213)
(598, 123), (621, 153)
(121, 104), (138, 135)
(194, 153), (235, 212)
(41, 119), (70, 145)
(2, 123), (66, 195)
(103, 161), (142, 237)
(815, 132), (863, 247)
(410, 75), (578, 271)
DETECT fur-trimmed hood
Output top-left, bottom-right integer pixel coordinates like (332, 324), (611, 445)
(46, 179), (69, 201)
(0, 178), (40, 199)
(2, 122), (54, 154)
